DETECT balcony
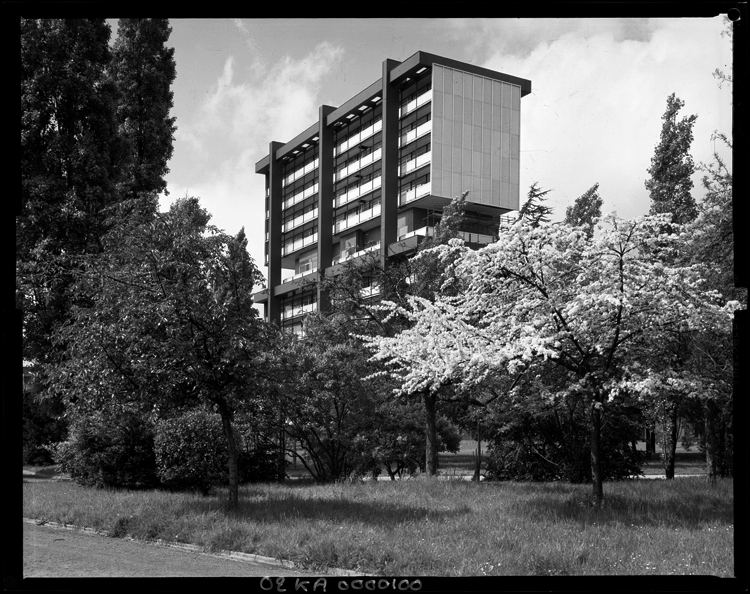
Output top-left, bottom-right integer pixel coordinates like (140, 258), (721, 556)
(280, 268), (317, 284)
(334, 148), (382, 182)
(280, 301), (317, 321)
(360, 284), (381, 299)
(332, 241), (381, 265)
(283, 182), (318, 211)
(281, 208), (318, 233)
(335, 119), (382, 156)
(398, 181), (432, 206)
(333, 203), (381, 234)
(282, 158), (319, 188)
(335, 175), (382, 209)
(398, 119), (431, 148)
(398, 150), (431, 177)
(282, 232), (318, 256)
(399, 89), (432, 118)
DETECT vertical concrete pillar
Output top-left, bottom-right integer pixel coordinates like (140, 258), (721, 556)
(317, 105), (336, 315)
(267, 141), (284, 326)
(380, 59), (401, 266)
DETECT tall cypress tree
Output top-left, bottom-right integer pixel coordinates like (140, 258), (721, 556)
(19, 18), (124, 365)
(108, 18), (177, 199)
(645, 93), (698, 226)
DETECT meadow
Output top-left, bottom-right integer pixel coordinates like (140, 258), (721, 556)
(23, 475), (733, 577)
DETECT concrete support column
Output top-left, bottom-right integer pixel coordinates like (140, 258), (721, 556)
(317, 105), (336, 315)
(380, 59), (401, 266)
(267, 141), (284, 326)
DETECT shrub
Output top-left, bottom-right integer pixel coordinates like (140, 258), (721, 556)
(58, 408), (159, 489)
(154, 409), (228, 495)
(237, 447), (280, 483)
(23, 389), (67, 466)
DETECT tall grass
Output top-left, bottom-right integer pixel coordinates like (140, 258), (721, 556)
(23, 477), (733, 576)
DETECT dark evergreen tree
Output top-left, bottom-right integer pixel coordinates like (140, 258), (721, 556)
(19, 18), (124, 367)
(109, 18), (177, 199)
(565, 183), (602, 237)
(645, 93), (698, 225)
(517, 182), (553, 227)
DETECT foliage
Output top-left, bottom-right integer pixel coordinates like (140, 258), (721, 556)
(363, 213), (737, 500)
(19, 18), (126, 366)
(564, 183), (602, 237)
(355, 399), (461, 480)
(280, 317), (390, 482)
(47, 196), (270, 507)
(154, 409), (227, 495)
(484, 373), (643, 482)
(517, 182), (553, 227)
(108, 18), (176, 199)
(22, 369), (67, 465)
(56, 405), (159, 490)
(645, 93), (698, 225)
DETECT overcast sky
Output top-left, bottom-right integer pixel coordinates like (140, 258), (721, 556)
(114, 17), (733, 284)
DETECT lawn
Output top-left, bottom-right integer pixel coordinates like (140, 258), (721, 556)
(23, 475), (733, 577)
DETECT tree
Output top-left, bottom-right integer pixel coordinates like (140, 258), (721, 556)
(108, 18), (177, 199)
(565, 183), (602, 237)
(517, 182), (553, 227)
(48, 196), (269, 508)
(19, 18), (126, 366)
(645, 94), (698, 225)
(363, 214), (737, 504)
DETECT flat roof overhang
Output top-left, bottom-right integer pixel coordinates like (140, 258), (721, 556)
(256, 51), (531, 174)
(402, 193), (514, 218)
(390, 51), (532, 97)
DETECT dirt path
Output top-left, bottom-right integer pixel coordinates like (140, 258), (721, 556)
(22, 522), (322, 578)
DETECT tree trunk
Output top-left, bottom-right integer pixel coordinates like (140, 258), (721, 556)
(590, 401), (603, 506)
(277, 408), (286, 483)
(705, 399), (718, 480)
(218, 406), (239, 510)
(423, 392), (438, 476)
(664, 406), (678, 480)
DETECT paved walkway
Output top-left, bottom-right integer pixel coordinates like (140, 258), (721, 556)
(22, 521), (326, 578)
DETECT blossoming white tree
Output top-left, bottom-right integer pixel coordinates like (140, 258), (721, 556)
(363, 213), (737, 503)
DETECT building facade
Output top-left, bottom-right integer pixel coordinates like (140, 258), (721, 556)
(254, 51), (531, 333)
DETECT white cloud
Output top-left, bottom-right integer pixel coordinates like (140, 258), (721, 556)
(165, 42), (345, 283)
(477, 17), (731, 220)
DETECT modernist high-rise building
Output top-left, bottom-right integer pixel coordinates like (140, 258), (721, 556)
(254, 51), (531, 333)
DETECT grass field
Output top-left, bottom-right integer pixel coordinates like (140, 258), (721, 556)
(23, 475), (733, 576)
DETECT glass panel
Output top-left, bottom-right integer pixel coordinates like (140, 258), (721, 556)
(511, 158), (519, 185)
(453, 120), (462, 149)
(474, 99), (482, 125)
(511, 134), (520, 159)
(442, 141), (451, 171)
(462, 148), (471, 171)
(454, 70), (463, 96)
(464, 98), (472, 124)
(464, 74), (473, 101)
(454, 96), (463, 122)
(512, 84), (521, 107)
(444, 94), (453, 121)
